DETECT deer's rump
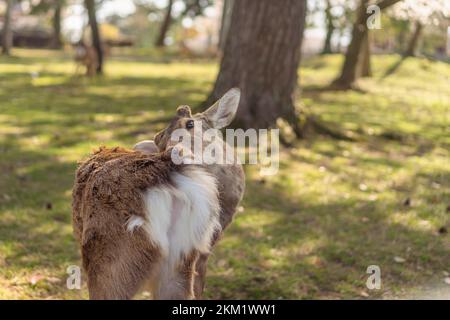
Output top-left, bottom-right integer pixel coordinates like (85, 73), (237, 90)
(71, 147), (220, 299)
(72, 147), (176, 243)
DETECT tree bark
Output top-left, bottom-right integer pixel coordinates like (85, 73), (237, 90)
(155, 0), (174, 47)
(321, 0), (334, 54)
(1, 0), (13, 56)
(404, 21), (422, 57)
(357, 32), (372, 77)
(51, 0), (63, 49)
(332, 0), (401, 89)
(218, 0), (234, 52)
(85, 0), (103, 74)
(206, 0), (307, 135)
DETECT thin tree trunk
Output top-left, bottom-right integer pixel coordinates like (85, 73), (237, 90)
(218, 0), (234, 52)
(51, 0), (63, 49)
(206, 0), (307, 136)
(155, 0), (174, 47)
(85, 0), (103, 74)
(332, 0), (401, 89)
(336, 29), (342, 53)
(404, 21), (422, 57)
(357, 32), (372, 77)
(1, 0), (13, 56)
(331, 0), (368, 89)
(321, 0), (334, 54)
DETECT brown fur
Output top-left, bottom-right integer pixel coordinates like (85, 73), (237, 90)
(74, 43), (99, 77)
(72, 146), (186, 299)
(72, 89), (246, 300)
(153, 106), (246, 298)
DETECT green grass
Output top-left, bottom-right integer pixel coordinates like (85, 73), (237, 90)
(0, 49), (449, 299)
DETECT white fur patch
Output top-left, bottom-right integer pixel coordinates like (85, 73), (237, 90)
(128, 166), (220, 265)
(126, 216), (145, 232)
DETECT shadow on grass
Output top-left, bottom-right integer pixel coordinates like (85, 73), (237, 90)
(206, 166), (449, 299)
(0, 136), (80, 301)
(381, 56), (408, 79)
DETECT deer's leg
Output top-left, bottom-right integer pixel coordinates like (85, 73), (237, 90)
(193, 229), (223, 299)
(193, 202), (239, 298)
(154, 251), (199, 300)
(193, 252), (210, 298)
(82, 228), (161, 300)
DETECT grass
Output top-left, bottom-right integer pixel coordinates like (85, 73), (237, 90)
(0, 49), (449, 299)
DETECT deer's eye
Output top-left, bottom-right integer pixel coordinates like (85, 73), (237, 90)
(186, 120), (195, 129)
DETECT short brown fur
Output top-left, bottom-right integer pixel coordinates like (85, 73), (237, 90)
(72, 146), (190, 299)
(72, 89), (245, 299)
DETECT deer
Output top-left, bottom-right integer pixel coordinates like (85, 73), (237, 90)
(73, 41), (98, 77)
(72, 89), (245, 299)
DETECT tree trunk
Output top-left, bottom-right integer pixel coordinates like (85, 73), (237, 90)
(218, 0), (234, 52)
(336, 29), (343, 53)
(51, 1), (63, 49)
(331, 0), (368, 89)
(332, 0), (401, 89)
(357, 32), (372, 77)
(155, 0), (174, 47)
(206, 0), (307, 136)
(404, 21), (422, 57)
(85, 0), (103, 74)
(321, 0), (334, 54)
(1, 0), (13, 56)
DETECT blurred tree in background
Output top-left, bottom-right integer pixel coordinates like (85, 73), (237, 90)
(155, 0), (213, 47)
(389, 0), (450, 57)
(218, 0), (232, 52)
(207, 0), (307, 137)
(1, 0), (13, 55)
(331, 0), (402, 90)
(155, 0), (173, 47)
(30, 0), (65, 48)
(84, 0), (103, 74)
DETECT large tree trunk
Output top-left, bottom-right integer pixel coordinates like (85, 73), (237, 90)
(51, 0), (63, 49)
(1, 0), (13, 56)
(206, 0), (307, 136)
(218, 0), (234, 52)
(357, 32), (372, 77)
(332, 0), (401, 89)
(155, 0), (174, 47)
(321, 0), (334, 54)
(85, 0), (103, 74)
(404, 21), (422, 57)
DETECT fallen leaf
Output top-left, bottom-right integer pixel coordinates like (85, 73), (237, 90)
(438, 227), (448, 234)
(359, 291), (369, 297)
(403, 198), (411, 207)
(394, 256), (406, 263)
(30, 275), (45, 285)
(46, 277), (61, 284)
(217, 259), (227, 268)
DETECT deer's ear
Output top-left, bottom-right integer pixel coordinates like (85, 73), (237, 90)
(204, 88), (240, 129)
(176, 105), (192, 118)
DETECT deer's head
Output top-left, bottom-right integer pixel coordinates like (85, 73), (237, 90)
(154, 89), (241, 156)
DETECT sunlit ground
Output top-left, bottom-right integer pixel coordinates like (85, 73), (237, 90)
(0, 49), (449, 299)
